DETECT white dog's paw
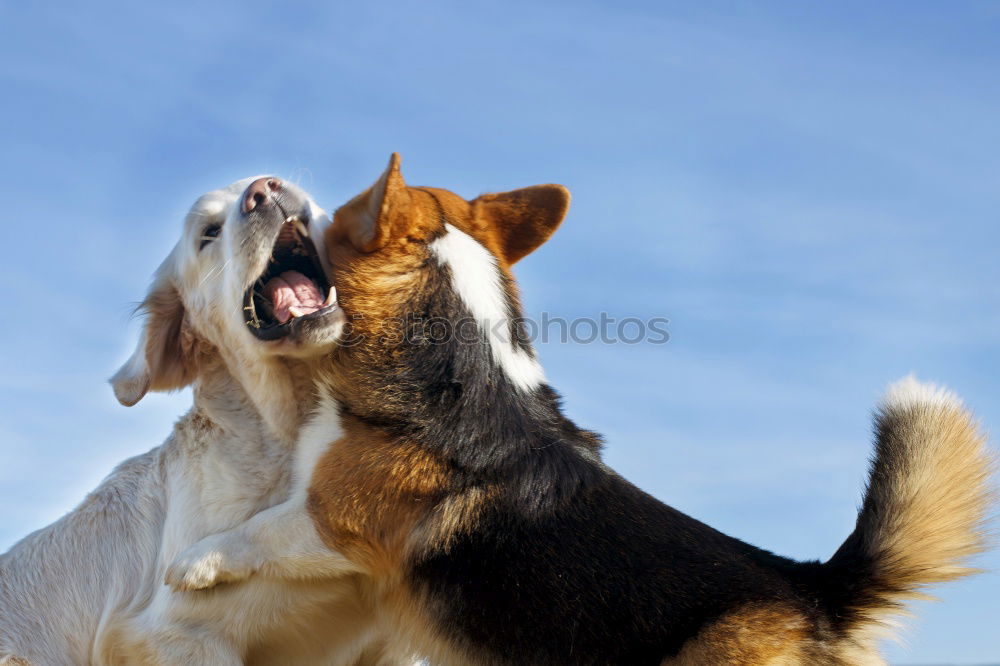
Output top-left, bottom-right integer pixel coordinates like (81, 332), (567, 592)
(165, 533), (257, 591)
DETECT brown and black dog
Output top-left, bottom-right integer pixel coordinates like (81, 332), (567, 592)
(169, 155), (994, 665)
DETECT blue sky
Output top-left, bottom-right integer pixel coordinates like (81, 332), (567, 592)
(1, 1), (997, 662)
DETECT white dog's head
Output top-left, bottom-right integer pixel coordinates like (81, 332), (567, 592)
(111, 177), (345, 411)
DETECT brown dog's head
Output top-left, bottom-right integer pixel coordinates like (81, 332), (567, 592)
(323, 153), (569, 399)
(329, 153), (569, 264)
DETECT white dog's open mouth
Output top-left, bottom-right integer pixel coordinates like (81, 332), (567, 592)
(243, 216), (337, 341)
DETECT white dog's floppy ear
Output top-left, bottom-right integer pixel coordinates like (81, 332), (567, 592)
(110, 276), (200, 406)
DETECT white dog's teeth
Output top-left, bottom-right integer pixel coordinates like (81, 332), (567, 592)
(324, 286), (337, 307)
(288, 306), (305, 318)
(294, 219), (309, 237)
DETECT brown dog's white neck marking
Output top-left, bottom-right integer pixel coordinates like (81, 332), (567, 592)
(429, 223), (544, 392)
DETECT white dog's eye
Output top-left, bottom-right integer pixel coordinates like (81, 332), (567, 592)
(199, 224), (222, 250)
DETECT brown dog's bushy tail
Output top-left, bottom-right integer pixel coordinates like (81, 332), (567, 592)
(823, 377), (994, 647)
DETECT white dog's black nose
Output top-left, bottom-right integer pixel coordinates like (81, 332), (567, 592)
(242, 177), (282, 214)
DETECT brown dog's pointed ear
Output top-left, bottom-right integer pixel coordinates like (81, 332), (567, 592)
(110, 276), (200, 406)
(335, 152), (411, 252)
(475, 185), (570, 264)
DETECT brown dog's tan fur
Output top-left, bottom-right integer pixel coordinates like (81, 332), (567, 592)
(672, 604), (810, 666)
(307, 419), (451, 577)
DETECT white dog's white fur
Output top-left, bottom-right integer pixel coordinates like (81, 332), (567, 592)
(0, 179), (382, 665)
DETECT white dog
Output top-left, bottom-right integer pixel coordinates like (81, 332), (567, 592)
(0, 178), (385, 665)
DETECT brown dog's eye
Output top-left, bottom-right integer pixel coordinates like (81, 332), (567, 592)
(199, 225), (222, 250)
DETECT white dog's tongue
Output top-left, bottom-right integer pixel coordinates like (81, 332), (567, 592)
(263, 271), (324, 324)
